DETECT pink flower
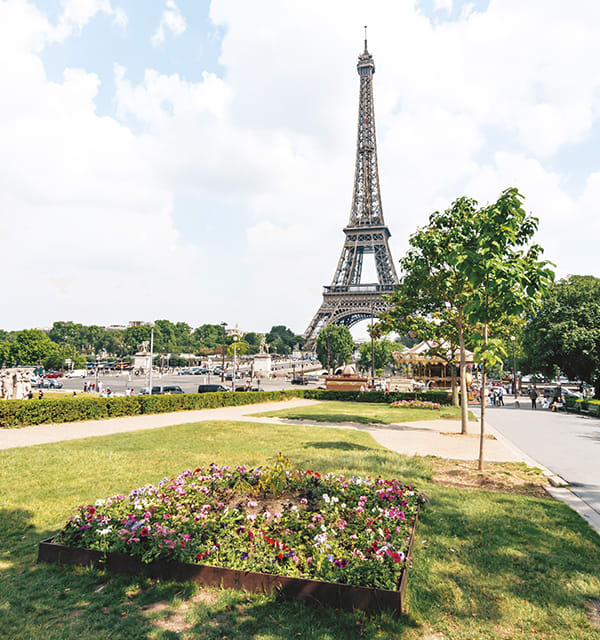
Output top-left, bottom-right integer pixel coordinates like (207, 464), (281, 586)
(300, 498), (308, 504)
(246, 514), (257, 521)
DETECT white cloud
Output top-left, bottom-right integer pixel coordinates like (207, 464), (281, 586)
(57, 0), (127, 37)
(433, 0), (453, 11)
(151, 0), (186, 46)
(1, 0), (600, 333)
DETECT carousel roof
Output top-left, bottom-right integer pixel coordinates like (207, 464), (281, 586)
(392, 340), (473, 364)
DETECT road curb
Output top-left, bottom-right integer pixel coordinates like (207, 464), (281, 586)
(544, 486), (600, 535)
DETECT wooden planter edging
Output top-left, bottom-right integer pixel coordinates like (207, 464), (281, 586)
(38, 509), (419, 616)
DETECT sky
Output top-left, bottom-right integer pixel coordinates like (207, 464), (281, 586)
(1, 0), (599, 336)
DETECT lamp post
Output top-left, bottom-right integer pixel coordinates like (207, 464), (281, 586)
(220, 322), (227, 382)
(510, 335), (517, 397)
(148, 323), (155, 393)
(370, 303), (375, 389)
(232, 335), (238, 392)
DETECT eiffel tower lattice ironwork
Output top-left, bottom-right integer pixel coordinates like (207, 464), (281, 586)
(304, 34), (398, 348)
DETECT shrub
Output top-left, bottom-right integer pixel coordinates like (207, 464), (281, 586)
(0, 388), (452, 428)
(304, 389), (451, 405)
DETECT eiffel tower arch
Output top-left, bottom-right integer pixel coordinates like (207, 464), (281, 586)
(304, 34), (398, 348)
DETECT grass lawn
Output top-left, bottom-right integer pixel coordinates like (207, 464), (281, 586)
(1, 420), (599, 639)
(251, 400), (477, 425)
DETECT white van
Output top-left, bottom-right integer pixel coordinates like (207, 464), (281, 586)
(65, 369), (87, 378)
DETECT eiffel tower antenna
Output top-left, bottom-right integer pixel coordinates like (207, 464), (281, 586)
(304, 35), (398, 349)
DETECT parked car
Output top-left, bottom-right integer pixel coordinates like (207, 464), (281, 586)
(41, 379), (63, 389)
(65, 369), (87, 378)
(150, 385), (184, 395)
(43, 371), (62, 379)
(197, 384), (231, 393)
(291, 377), (309, 385)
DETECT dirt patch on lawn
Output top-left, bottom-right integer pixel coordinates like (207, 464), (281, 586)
(587, 600), (600, 629)
(429, 458), (548, 497)
(141, 590), (219, 633)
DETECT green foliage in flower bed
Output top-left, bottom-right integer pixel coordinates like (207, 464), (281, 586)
(0, 390), (303, 428)
(390, 400), (441, 410)
(54, 458), (425, 590)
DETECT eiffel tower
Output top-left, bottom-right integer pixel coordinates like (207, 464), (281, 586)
(304, 33), (398, 348)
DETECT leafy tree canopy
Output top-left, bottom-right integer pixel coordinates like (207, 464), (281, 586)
(316, 325), (354, 371)
(522, 275), (600, 394)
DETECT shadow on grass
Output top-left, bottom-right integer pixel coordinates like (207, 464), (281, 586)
(303, 440), (374, 451)
(410, 488), (600, 633)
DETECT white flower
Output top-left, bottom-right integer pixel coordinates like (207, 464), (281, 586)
(332, 496), (339, 504)
(97, 526), (112, 536)
(322, 493), (331, 504)
(341, 503), (346, 508)
(95, 499), (106, 507)
(320, 524), (327, 532)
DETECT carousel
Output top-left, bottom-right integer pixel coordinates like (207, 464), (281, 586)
(392, 341), (474, 390)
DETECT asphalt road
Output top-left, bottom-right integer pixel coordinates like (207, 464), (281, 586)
(485, 397), (600, 519)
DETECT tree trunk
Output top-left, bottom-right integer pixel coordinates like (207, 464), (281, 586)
(458, 310), (468, 435)
(479, 322), (489, 472)
(451, 364), (458, 406)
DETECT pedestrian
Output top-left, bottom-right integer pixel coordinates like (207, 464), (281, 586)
(38, 390), (44, 400)
(497, 387), (504, 406)
(490, 388), (496, 406)
(529, 386), (538, 409)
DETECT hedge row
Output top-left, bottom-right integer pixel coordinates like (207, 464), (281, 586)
(0, 388), (452, 429)
(303, 389), (452, 405)
(565, 397), (600, 416)
(0, 390), (303, 429)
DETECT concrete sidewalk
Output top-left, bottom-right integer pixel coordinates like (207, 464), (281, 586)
(0, 399), (322, 450)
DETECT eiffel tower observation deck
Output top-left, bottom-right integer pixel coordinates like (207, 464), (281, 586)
(304, 32), (398, 348)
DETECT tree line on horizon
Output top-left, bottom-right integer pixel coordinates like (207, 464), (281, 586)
(0, 321), (306, 370)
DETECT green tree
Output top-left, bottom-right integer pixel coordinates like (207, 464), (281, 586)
(522, 275), (600, 395)
(123, 325), (152, 354)
(5, 329), (60, 367)
(193, 324), (226, 351)
(316, 325), (354, 371)
(459, 188), (554, 469)
(358, 338), (395, 374)
(376, 196), (482, 433)
(227, 340), (249, 357)
(266, 325), (305, 353)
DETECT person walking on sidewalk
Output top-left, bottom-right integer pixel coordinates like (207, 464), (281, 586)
(529, 386), (538, 409)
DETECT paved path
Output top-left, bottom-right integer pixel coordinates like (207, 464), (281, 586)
(0, 399), (322, 449)
(485, 398), (600, 527)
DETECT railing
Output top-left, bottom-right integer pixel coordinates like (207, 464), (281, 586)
(324, 284), (396, 294)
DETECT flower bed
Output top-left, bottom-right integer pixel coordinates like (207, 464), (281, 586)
(390, 399), (441, 410)
(49, 460), (425, 600)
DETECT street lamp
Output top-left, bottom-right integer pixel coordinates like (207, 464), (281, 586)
(370, 303), (375, 389)
(220, 322), (227, 382)
(148, 322), (155, 393)
(510, 335), (517, 397)
(232, 335), (238, 392)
